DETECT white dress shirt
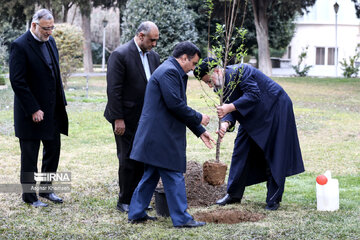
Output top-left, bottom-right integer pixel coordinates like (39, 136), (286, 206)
(134, 39), (151, 81)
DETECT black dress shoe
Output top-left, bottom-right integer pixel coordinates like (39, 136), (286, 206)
(216, 194), (241, 206)
(175, 219), (206, 228)
(30, 200), (48, 207)
(128, 215), (157, 224)
(117, 203), (152, 212)
(39, 193), (63, 204)
(265, 202), (280, 211)
(117, 203), (130, 213)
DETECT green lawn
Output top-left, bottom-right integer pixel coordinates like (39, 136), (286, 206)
(0, 76), (359, 239)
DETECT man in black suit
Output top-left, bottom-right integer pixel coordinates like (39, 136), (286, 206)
(9, 9), (68, 207)
(104, 21), (160, 212)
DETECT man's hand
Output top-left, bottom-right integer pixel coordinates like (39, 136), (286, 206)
(200, 131), (216, 149)
(216, 121), (229, 139)
(216, 103), (236, 119)
(201, 114), (210, 126)
(32, 110), (44, 123)
(114, 119), (126, 135)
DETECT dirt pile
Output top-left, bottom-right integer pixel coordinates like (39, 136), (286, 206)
(156, 161), (266, 224)
(194, 209), (266, 224)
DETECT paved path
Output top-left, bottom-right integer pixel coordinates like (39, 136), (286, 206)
(70, 72), (106, 77)
(272, 67), (295, 77)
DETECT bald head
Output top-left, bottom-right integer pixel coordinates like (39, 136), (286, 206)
(135, 21), (158, 36)
(134, 21), (159, 52)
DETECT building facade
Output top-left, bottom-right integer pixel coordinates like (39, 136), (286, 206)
(279, 0), (360, 77)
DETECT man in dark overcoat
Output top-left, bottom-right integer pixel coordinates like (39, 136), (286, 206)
(104, 21), (160, 212)
(194, 57), (305, 210)
(9, 9), (68, 207)
(128, 42), (215, 228)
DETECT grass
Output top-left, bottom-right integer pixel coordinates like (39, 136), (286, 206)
(0, 76), (359, 239)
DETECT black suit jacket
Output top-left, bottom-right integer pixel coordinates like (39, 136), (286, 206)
(9, 30), (68, 140)
(104, 39), (160, 130)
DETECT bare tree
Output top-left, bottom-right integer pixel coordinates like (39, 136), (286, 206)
(198, 0), (248, 186)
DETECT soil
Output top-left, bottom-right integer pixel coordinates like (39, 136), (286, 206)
(155, 161), (265, 224)
(156, 161), (226, 207)
(184, 161), (227, 207)
(194, 209), (266, 224)
(202, 160), (228, 186)
(186, 161), (265, 224)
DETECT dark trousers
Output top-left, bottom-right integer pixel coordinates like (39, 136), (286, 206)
(227, 130), (284, 206)
(19, 133), (61, 203)
(113, 124), (144, 205)
(129, 164), (193, 227)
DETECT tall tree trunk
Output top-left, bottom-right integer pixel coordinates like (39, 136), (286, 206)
(63, 7), (69, 23)
(116, 0), (128, 41)
(252, 0), (272, 76)
(63, 3), (73, 22)
(81, 8), (93, 72)
(71, 4), (78, 25)
(118, 5), (126, 39)
(52, 10), (62, 23)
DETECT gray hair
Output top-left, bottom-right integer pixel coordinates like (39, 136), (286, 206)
(135, 21), (157, 36)
(32, 9), (53, 24)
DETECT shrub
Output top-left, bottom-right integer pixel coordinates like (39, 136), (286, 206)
(121, 0), (198, 61)
(0, 66), (5, 85)
(0, 36), (7, 85)
(52, 23), (83, 88)
(340, 46), (360, 78)
(270, 47), (286, 58)
(0, 21), (24, 62)
(292, 46), (312, 77)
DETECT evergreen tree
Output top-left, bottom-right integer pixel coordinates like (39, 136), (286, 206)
(121, 0), (198, 61)
(186, 0), (296, 62)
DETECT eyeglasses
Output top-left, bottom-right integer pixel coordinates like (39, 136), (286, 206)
(36, 23), (55, 31)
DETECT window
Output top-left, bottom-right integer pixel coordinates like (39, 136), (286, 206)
(316, 47), (325, 65)
(328, 48), (335, 65)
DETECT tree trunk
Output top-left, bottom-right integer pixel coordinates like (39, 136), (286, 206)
(63, 7), (69, 23)
(252, 0), (272, 76)
(117, 0), (127, 40)
(71, 5), (78, 25)
(119, 5), (125, 39)
(63, 3), (72, 22)
(81, 12), (93, 72)
(63, 2), (74, 23)
(52, 10), (62, 23)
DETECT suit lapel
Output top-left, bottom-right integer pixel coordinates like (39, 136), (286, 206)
(148, 53), (157, 74)
(130, 40), (147, 82)
(26, 31), (50, 69)
(46, 39), (61, 74)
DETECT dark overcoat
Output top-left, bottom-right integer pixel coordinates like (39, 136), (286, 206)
(223, 64), (304, 187)
(104, 39), (160, 131)
(130, 57), (205, 173)
(9, 30), (68, 140)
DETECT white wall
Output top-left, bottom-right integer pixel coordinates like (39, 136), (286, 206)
(286, 0), (360, 77)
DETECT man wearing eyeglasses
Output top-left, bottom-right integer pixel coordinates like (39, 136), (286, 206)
(9, 9), (68, 207)
(104, 21), (160, 213)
